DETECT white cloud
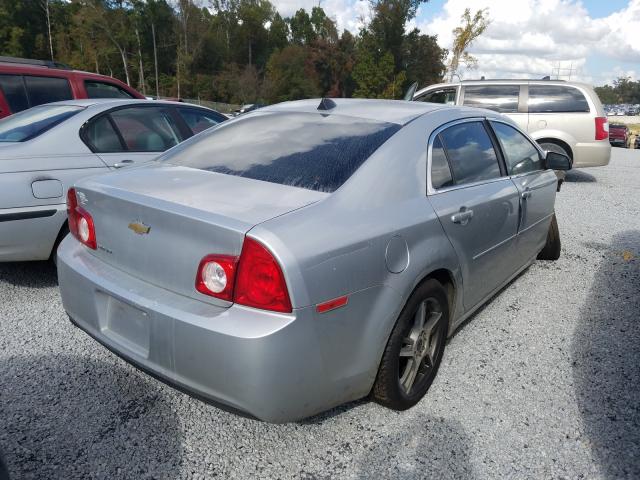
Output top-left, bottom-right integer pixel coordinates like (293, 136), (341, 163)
(270, 0), (372, 32)
(417, 0), (640, 85)
(269, 0), (640, 86)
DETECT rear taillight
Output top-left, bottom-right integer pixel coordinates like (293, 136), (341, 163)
(595, 117), (609, 141)
(67, 188), (96, 249)
(195, 237), (292, 313)
(195, 255), (237, 301)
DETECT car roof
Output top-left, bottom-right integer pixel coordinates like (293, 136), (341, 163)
(261, 98), (449, 125)
(40, 98), (211, 110)
(416, 79), (594, 92)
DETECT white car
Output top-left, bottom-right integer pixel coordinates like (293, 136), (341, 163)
(0, 99), (226, 262)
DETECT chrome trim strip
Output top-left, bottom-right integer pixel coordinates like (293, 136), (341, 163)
(472, 233), (517, 261)
(519, 213), (554, 235)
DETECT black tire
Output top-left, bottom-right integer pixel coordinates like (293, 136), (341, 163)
(372, 279), (449, 410)
(537, 214), (561, 261)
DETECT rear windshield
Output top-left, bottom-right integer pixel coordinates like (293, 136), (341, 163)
(159, 112), (401, 192)
(0, 105), (83, 142)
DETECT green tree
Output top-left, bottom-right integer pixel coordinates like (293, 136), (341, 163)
(264, 44), (320, 102)
(268, 12), (288, 52)
(403, 29), (446, 88)
(448, 7), (490, 81)
(289, 9), (313, 45)
(352, 43), (405, 99)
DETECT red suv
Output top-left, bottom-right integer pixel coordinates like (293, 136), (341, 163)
(609, 124), (630, 148)
(0, 56), (144, 118)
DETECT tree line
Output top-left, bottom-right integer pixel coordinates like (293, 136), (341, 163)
(594, 77), (640, 105)
(0, 0), (456, 105)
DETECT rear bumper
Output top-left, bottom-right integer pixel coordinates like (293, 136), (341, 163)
(57, 237), (371, 422)
(573, 141), (611, 168)
(0, 204), (66, 261)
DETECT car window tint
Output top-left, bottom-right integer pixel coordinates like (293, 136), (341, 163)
(24, 76), (73, 107)
(85, 81), (133, 99)
(84, 115), (124, 152)
(430, 135), (453, 189)
(528, 85), (590, 113)
(0, 105), (83, 142)
(109, 107), (181, 152)
(0, 75), (29, 113)
(415, 88), (457, 105)
(439, 122), (501, 185)
(158, 112), (401, 193)
(491, 121), (542, 175)
(463, 85), (520, 113)
(177, 108), (225, 134)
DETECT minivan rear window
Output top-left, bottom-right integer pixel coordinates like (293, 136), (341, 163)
(159, 112), (401, 192)
(463, 85), (520, 113)
(528, 85), (590, 113)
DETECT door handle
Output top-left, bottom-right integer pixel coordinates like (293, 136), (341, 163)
(521, 189), (532, 200)
(114, 159), (134, 169)
(451, 208), (474, 225)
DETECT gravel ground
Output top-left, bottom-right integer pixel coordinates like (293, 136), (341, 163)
(1, 149), (639, 480)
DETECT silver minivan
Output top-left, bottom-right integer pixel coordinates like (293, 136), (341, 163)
(413, 79), (611, 168)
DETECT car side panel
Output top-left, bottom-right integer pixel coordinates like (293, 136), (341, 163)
(510, 170), (558, 259)
(429, 180), (521, 310)
(0, 155), (109, 260)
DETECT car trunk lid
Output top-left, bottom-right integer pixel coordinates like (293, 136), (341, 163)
(76, 164), (326, 306)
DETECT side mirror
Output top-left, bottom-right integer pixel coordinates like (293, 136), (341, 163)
(545, 151), (572, 171)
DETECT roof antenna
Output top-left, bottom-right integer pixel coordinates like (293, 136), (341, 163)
(317, 98), (336, 111)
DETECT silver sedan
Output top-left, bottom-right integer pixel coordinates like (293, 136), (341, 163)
(0, 99), (226, 262)
(57, 98), (571, 422)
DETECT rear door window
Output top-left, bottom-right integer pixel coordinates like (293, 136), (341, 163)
(463, 85), (520, 113)
(439, 121), (501, 185)
(0, 74), (29, 113)
(490, 121), (543, 175)
(83, 115), (125, 152)
(85, 80), (134, 99)
(109, 106), (182, 152)
(528, 85), (590, 113)
(159, 112), (401, 192)
(23, 76), (73, 107)
(177, 107), (226, 134)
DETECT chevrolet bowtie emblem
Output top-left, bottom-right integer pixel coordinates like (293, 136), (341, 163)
(128, 222), (151, 235)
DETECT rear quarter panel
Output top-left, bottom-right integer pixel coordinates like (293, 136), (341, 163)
(250, 111), (465, 389)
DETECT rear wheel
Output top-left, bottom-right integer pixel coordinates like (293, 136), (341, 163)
(372, 279), (448, 410)
(537, 214), (561, 261)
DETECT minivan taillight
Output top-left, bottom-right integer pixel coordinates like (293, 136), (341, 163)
(195, 237), (292, 313)
(67, 188), (96, 249)
(595, 117), (609, 141)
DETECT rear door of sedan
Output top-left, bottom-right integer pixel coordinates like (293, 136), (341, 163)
(81, 105), (185, 168)
(488, 119), (557, 259)
(427, 118), (521, 310)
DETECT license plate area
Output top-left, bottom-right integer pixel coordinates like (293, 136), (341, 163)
(100, 294), (150, 358)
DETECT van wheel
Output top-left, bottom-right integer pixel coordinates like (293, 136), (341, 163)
(372, 279), (448, 410)
(537, 214), (561, 261)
